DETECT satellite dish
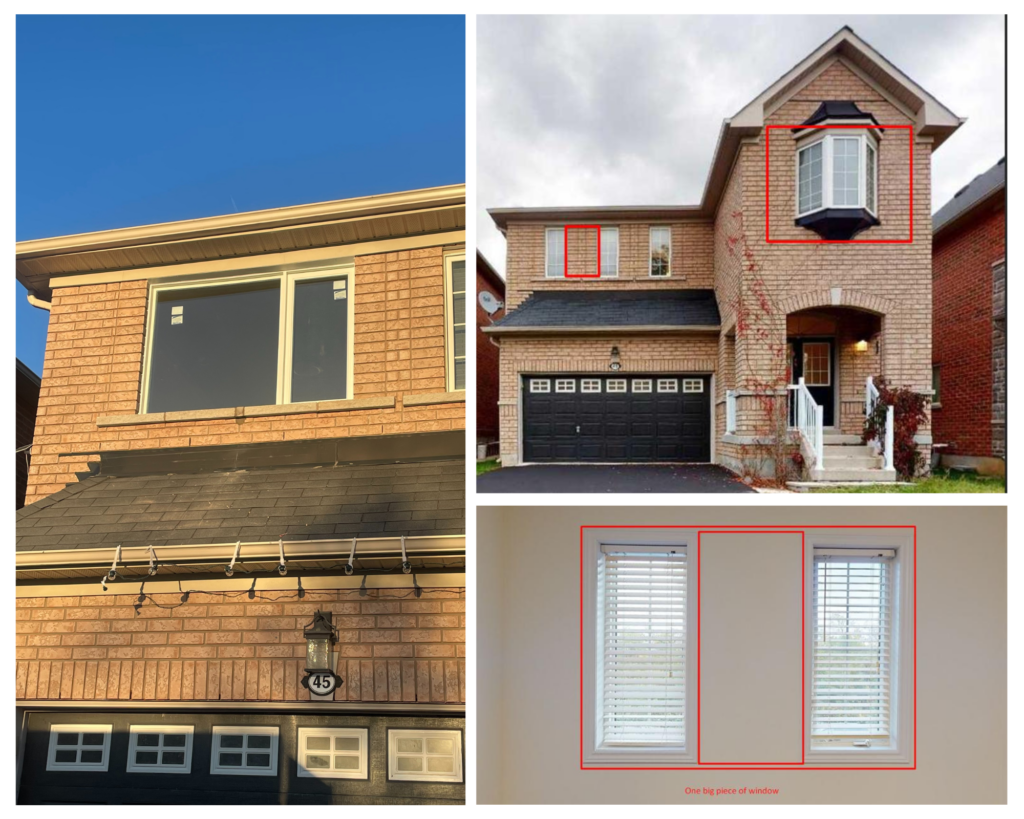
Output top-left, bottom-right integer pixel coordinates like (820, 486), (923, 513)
(478, 290), (504, 316)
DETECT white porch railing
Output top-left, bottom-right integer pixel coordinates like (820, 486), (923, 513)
(789, 377), (824, 468)
(725, 390), (737, 434)
(865, 376), (895, 472)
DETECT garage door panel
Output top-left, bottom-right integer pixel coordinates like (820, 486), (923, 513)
(523, 374), (710, 463)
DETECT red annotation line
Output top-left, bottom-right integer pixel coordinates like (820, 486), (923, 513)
(579, 524), (917, 772)
(765, 124), (913, 244)
(564, 225), (601, 278)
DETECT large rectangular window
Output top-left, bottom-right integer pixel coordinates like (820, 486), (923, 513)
(812, 548), (895, 747)
(446, 253), (466, 391)
(798, 141), (824, 214)
(142, 266), (353, 413)
(545, 227), (564, 278)
(600, 227), (619, 278)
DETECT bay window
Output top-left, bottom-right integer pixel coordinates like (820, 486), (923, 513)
(795, 129), (880, 240)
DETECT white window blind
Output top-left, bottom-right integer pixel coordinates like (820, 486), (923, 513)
(598, 545), (686, 747)
(812, 549), (895, 741)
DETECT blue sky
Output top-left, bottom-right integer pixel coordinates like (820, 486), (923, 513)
(16, 15), (466, 375)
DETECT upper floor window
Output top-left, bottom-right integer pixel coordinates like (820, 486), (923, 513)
(796, 133), (879, 218)
(649, 227), (671, 277)
(446, 253), (466, 391)
(141, 266), (353, 414)
(545, 226), (618, 278)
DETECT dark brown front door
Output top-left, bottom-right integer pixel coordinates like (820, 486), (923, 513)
(789, 338), (835, 427)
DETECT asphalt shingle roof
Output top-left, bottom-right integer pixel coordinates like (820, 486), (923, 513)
(933, 157), (1005, 234)
(491, 289), (720, 329)
(16, 459), (465, 552)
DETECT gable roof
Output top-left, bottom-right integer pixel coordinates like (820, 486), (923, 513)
(933, 157), (1006, 236)
(485, 289), (720, 333)
(491, 26), (962, 231)
(476, 249), (505, 295)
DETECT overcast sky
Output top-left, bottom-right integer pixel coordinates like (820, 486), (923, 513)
(477, 15), (1005, 277)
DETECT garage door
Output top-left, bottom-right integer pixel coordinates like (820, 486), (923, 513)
(522, 374), (711, 463)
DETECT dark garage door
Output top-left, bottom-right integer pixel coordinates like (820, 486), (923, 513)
(522, 374), (711, 463)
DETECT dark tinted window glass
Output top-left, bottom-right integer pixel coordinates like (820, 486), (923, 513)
(290, 277), (349, 403)
(219, 752), (243, 766)
(247, 753), (271, 767)
(247, 735), (271, 749)
(135, 751), (158, 765)
(82, 733), (105, 746)
(147, 281), (280, 412)
(80, 750), (103, 764)
(137, 733), (159, 747)
(220, 735), (244, 748)
(163, 734), (187, 747)
(56, 733), (78, 746)
(54, 750), (77, 763)
(162, 751), (186, 765)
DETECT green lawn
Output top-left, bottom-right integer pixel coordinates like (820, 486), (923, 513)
(811, 469), (1005, 493)
(477, 459), (501, 476)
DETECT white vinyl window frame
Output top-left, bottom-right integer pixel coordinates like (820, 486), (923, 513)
(582, 528), (697, 767)
(581, 378), (602, 393)
(443, 250), (467, 392)
(682, 378), (705, 394)
(296, 727), (368, 780)
(657, 378), (678, 393)
(545, 227), (565, 278)
(138, 263), (356, 413)
(649, 226), (672, 278)
(387, 729), (464, 783)
(631, 378), (652, 393)
(600, 226), (620, 278)
(209, 725), (280, 776)
(126, 725), (195, 774)
(46, 724), (113, 772)
(804, 530), (913, 766)
(794, 131), (880, 218)
(606, 379), (627, 393)
(555, 378), (576, 393)
(530, 379), (551, 393)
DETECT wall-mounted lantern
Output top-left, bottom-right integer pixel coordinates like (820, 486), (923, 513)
(855, 339), (869, 352)
(609, 346), (622, 371)
(301, 610), (341, 696)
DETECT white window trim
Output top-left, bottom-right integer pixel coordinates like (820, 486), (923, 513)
(296, 727), (369, 780)
(804, 530), (914, 766)
(657, 378), (678, 393)
(795, 131), (880, 218)
(139, 263), (356, 414)
(649, 226), (672, 278)
(387, 729), (464, 783)
(682, 378), (705, 393)
(443, 251), (466, 392)
(210, 725), (280, 776)
(530, 379), (551, 393)
(631, 378), (652, 393)
(582, 528), (697, 767)
(545, 227), (565, 278)
(606, 379), (627, 393)
(556, 379), (576, 393)
(126, 725), (194, 774)
(46, 724), (112, 772)
(581, 378), (602, 393)
(600, 226), (620, 279)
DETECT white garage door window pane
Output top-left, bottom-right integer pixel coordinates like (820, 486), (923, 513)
(46, 725), (112, 771)
(599, 546), (687, 746)
(297, 728), (368, 779)
(812, 551), (895, 742)
(126, 725), (194, 773)
(210, 726), (279, 776)
(388, 729), (463, 782)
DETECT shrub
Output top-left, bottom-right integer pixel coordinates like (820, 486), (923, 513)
(863, 380), (929, 479)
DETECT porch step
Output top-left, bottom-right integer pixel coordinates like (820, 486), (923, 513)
(823, 444), (875, 457)
(823, 456), (883, 470)
(810, 466), (897, 482)
(823, 433), (864, 445)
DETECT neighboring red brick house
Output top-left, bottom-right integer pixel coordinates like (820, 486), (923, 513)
(15, 186), (466, 804)
(476, 251), (505, 454)
(931, 157), (1006, 475)
(486, 27), (963, 484)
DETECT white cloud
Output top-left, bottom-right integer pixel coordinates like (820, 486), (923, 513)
(477, 14), (1005, 276)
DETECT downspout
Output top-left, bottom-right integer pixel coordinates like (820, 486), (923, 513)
(26, 292), (51, 311)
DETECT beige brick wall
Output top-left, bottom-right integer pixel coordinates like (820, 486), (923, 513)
(497, 334), (718, 465)
(27, 246), (465, 504)
(15, 587), (465, 704)
(504, 222), (714, 310)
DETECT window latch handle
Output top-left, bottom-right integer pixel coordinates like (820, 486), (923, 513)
(853, 740), (872, 748)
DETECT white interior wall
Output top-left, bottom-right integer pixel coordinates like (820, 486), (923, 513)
(476, 506), (1006, 804)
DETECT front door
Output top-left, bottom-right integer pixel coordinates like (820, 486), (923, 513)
(789, 338), (835, 427)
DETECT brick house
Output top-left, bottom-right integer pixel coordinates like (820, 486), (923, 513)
(15, 185), (467, 804)
(485, 27), (962, 483)
(16, 359), (41, 509)
(475, 251), (505, 454)
(931, 157), (1006, 475)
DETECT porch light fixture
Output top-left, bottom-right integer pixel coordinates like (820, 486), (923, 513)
(302, 610), (341, 696)
(610, 346), (622, 371)
(855, 339), (869, 352)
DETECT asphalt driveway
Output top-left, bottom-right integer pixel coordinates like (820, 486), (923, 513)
(477, 464), (755, 494)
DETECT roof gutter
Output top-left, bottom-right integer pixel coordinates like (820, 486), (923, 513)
(26, 292), (51, 311)
(483, 324), (720, 335)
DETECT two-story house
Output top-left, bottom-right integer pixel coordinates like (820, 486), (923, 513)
(15, 185), (467, 804)
(485, 27), (962, 484)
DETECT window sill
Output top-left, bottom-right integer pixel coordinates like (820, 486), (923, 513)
(403, 390), (466, 407)
(96, 395), (396, 427)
